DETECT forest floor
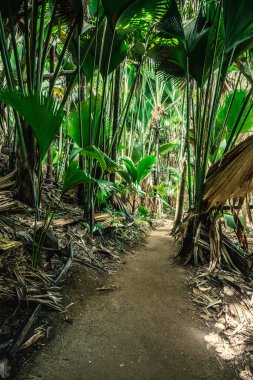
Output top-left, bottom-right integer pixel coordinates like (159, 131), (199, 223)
(17, 221), (237, 380)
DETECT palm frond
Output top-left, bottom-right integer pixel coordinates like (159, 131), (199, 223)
(223, 0), (253, 53)
(137, 155), (156, 183)
(57, 0), (85, 34)
(0, 89), (64, 160)
(62, 163), (95, 195)
(66, 97), (101, 148)
(203, 135), (253, 210)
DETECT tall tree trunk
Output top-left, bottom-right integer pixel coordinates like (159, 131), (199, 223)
(173, 160), (187, 233)
(153, 125), (161, 213)
(78, 72), (86, 204)
(110, 66), (121, 183)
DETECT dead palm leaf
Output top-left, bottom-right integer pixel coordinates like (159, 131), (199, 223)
(203, 135), (253, 210)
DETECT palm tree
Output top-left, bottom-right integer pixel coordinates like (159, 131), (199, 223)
(150, 0), (253, 266)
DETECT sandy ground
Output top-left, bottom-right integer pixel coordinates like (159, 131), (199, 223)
(17, 222), (237, 380)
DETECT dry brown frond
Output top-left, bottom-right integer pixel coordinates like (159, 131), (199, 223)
(204, 135), (253, 210)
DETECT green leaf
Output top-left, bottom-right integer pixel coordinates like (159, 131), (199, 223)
(224, 212), (249, 233)
(57, 0), (85, 35)
(116, 0), (174, 36)
(122, 158), (138, 182)
(80, 146), (119, 173)
(131, 145), (142, 163)
(80, 146), (107, 170)
(101, 0), (133, 29)
(62, 164), (95, 196)
(66, 97), (101, 148)
(159, 141), (179, 155)
(0, 89), (64, 160)
(149, 0), (222, 87)
(103, 154), (119, 173)
(97, 180), (117, 193)
(137, 155), (156, 183)
(138, 206), (149, 217)
(216, 91), (253, 136)
(224, 212), (237, 230)
(118, 170), (131, 184)
(223, 0), (253, 53)
(169, 166), (181, 182)
(74, 21), (128, 79)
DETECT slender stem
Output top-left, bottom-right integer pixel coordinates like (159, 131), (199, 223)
(8, 0), (24, 91)
(61, 15), (106, 107)
(36, 0), (47, 90)
(49, 21), (77, 97)
(31, 0), (39, 90)
(186, 57), (192, 207)
(24, 0), (32, 93)
(40, 1), (58, 79)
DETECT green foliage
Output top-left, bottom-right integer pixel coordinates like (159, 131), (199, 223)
(216, 91), (253, 136)
(138, 206), (149, 217)
(80, 146), (107, 170)
(66, 97), (101, 148)
(223, 0), (253, 54)
(148, 0), (216, 86)
(159, 141), (179, 155)
(137, 155), (156, 183)
(150, 0), (253, 87)
(116, 0), (173, 36)
(224, 212), (249, 233)
(119, 155), (156, 186)
(169, 167), (181, 183)
(57, 0), (85, 34)
(0, 89), (64, 160)
(80, 146), (119, 173)
(131, 144), (142, 163)
(224, 212), (237, 230)
(62, 162), (95, 195)
(78, 21), (129, 78)
(122, 158), (138, 183)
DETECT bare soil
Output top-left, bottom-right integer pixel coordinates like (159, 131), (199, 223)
(17, 222), (237, 380)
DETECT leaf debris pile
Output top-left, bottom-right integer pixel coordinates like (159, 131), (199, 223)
(192, 269), (253, 378)
(0, 249), (62, 311)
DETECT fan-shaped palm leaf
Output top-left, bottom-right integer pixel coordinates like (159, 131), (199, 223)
(223, 0), (253, 53)
(0, 89), (64, 160)
(148, 0), (217, 86)
(216, 91), (253, 138)
(57, 0), (85, 34)
(77, 20), (129, 78)
(66, 97), (101, 148)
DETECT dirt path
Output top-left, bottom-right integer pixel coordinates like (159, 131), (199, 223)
(18, 222), (236, 380)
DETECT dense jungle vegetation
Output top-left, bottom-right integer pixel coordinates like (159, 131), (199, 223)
(0, 0), (253, 378)
(1, 0), (252, 271)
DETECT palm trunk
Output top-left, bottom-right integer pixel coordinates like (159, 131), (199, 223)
(153, 125), (160, 213)
(173, 160), (187, 233)
(110, 66), (121, 183)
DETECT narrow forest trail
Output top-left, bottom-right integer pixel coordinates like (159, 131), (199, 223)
(18, 222), (236, 380)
